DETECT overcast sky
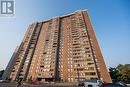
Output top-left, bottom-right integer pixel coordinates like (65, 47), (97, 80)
(0, 0), (130, 70)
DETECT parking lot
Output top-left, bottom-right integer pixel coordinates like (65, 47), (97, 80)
(0, 82), (79, 87)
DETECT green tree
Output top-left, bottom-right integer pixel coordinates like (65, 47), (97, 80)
(109, 67), (121, 82)
(109, 64), (130, 83)
(117, 64), (130, 83)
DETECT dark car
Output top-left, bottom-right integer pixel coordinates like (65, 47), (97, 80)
(101, 83), (124, 87)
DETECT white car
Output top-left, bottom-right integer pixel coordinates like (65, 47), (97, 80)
(84, 80), (102, 87)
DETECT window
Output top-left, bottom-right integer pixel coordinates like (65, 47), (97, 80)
(85, 72), (96, 76)
(88, 67), (94, 70)
(88, 54), (91, 57)
(88, 63), (94, 65)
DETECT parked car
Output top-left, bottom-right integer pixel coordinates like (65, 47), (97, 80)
(101, 83), (124, 87)
(83, 79), (102, 87)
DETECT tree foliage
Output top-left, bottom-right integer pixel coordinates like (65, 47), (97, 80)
(109, 64), (130, 83)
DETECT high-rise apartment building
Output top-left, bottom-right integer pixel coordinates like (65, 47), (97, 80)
(2, 10), (111, 83)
